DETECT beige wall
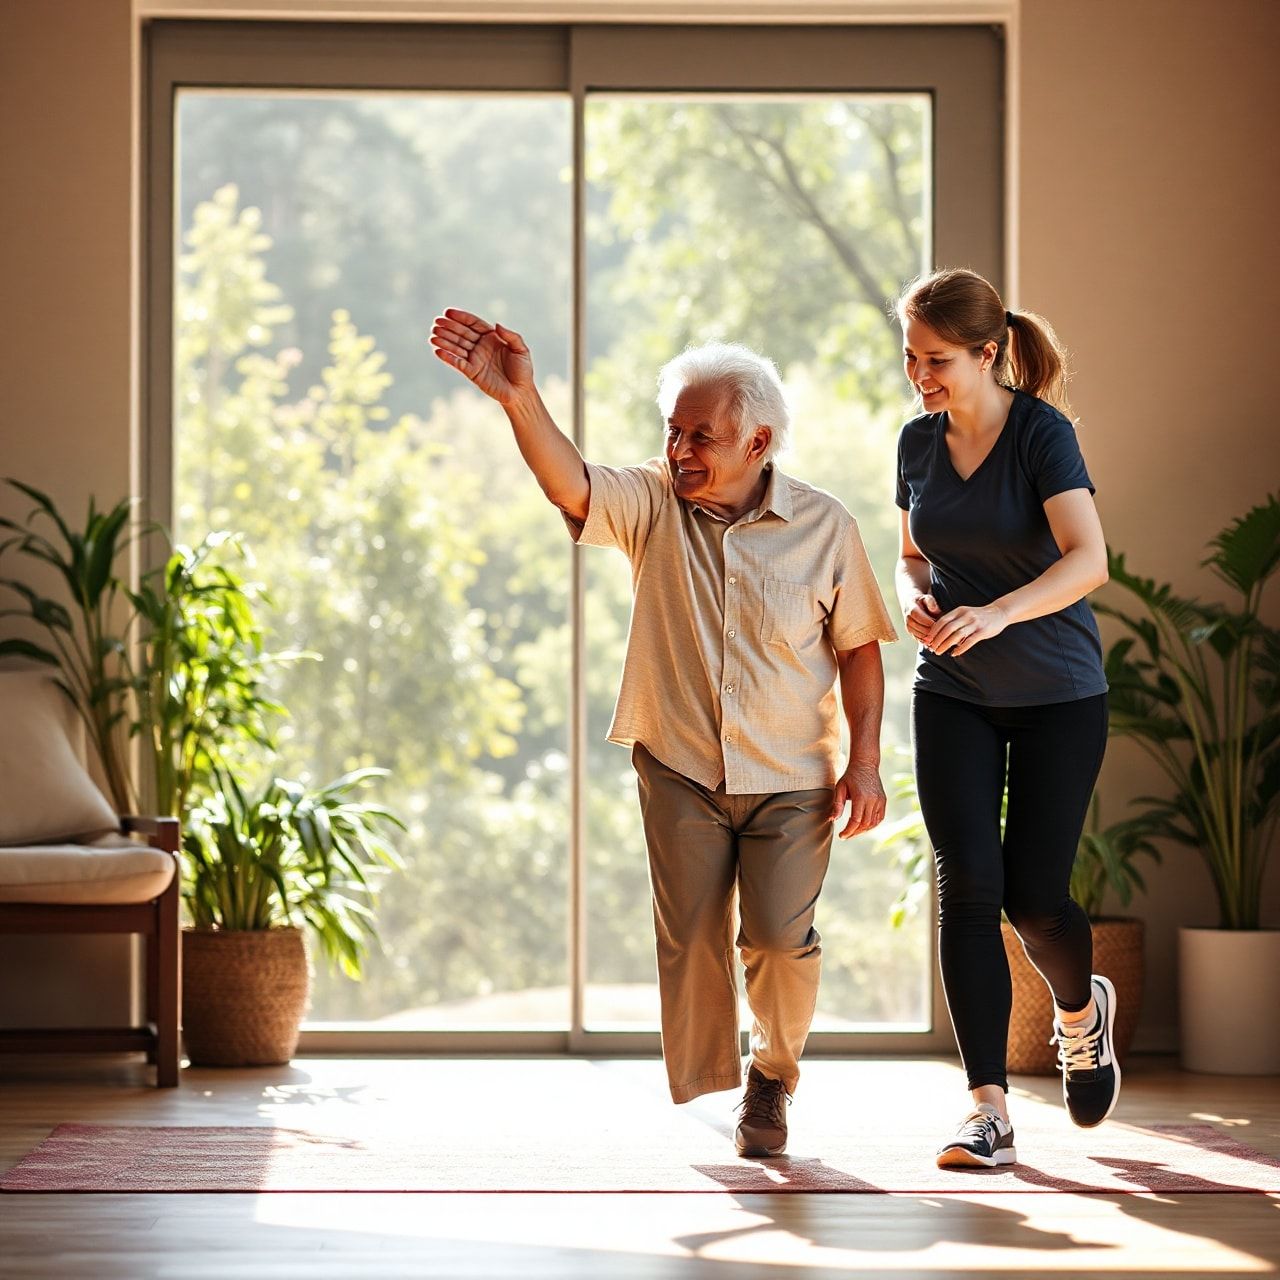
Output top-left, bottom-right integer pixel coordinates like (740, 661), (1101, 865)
(0, 0), (137, 1024)
(2, 0), (1277, 1046)
(1020, 0), (1280, 1047)
(1, 0), (134, 507)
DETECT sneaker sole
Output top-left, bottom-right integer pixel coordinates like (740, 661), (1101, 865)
(1073, 973), (1122, 1129)
(936, 1144), (1017, 1169)
(736, 1140), (787, 1158)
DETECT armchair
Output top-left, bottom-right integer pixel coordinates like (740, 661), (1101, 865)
(0, 669), (180, 1087)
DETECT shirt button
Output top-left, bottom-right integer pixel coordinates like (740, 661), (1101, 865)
(727, 629), (736, 639)
(724, 684), (734, 694)
(727, 576), (737, 585)
(723, 734), (733, 744)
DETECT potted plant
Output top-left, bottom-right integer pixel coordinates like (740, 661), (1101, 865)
(2, 479), (405, 1068)
(876, 769), (1161, 1074)
(1098, 492), (1280, 1073)
(181, 766), (403, 1066)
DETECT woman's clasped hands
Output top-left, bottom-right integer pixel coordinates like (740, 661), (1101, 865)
(905, 593), (1009, 657)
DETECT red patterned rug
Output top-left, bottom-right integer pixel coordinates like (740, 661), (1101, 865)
(4, 1120), (1278, 1194)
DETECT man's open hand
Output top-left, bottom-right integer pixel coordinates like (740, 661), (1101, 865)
(430, 309), (535, 407)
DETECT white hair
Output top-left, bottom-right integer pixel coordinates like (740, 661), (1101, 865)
(655, 342), (791, 463)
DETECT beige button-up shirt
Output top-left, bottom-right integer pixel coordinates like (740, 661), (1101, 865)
(568, 457), (897, 794)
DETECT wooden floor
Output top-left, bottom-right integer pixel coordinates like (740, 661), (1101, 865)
(1, 1054), (1278, 1279)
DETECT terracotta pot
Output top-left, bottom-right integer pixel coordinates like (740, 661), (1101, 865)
(1003, 917), (1144, 1075)
(1178, 927), (1280, 1074)
(181, 927), (310, 1066)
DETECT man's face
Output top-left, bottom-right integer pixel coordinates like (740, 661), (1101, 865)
(665, 385), (758, 506)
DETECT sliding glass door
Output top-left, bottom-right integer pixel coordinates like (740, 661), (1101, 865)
(149, 19), (1002, 1050)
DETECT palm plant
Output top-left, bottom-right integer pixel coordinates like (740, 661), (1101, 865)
(0, 480), (138, 813)
(184, 767), (405, 977)
(1069, 797), (1162, 919)
(1097, 493), (1280, 930)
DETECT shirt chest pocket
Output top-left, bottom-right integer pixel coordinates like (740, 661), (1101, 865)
(761, 577), (816, 648)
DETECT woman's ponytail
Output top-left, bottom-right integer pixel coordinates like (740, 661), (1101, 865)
(1005, 309), (1072, 417)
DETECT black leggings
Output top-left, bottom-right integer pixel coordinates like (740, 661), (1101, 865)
(912, 689), (1109, 1092)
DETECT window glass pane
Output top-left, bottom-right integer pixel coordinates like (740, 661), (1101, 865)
(582, 96), (932, 1031)
(174, 92), (573, 1027)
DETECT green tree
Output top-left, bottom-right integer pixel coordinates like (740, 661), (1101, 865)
(178, 96), (573, 423)
(176, 188), (565, 1018)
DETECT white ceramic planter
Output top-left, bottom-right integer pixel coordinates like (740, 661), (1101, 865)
(1178, 927), (1280, 1074)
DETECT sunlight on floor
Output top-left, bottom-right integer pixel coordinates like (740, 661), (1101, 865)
(3, 1055), (1278, 1276)
(235, 1059), (1279, 1273)
(248, 1189), (1276, 1272)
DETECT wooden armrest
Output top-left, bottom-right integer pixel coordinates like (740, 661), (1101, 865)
(121, 815), (181, 854)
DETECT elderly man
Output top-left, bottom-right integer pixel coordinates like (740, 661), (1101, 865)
(430, 309), (896, 1157)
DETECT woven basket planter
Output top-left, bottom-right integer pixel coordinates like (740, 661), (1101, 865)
(181, 927), (311, 1067)
(1003, 917), (1144, 1075)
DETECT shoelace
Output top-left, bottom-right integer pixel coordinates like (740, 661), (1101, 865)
(736, 1076), (790, 1125)
(956, 1109), (1003, 1143)
(1053, 1018), (1102, 1076)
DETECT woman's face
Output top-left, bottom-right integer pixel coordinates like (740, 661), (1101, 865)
(902, 315), (992, 414)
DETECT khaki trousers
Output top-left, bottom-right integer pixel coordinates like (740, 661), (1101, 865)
(632, 743), (835, 1103)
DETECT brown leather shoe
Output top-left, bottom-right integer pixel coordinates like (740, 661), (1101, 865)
(734, 1065), (790, 1156)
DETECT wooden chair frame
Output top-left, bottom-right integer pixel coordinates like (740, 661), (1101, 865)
(0, 816), (181, 1087)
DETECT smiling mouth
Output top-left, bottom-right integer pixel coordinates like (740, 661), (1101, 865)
(921, 385), (944, 397)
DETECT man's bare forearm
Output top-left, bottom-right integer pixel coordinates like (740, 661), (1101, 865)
(837, 641), (885, 765)
(505, 388), (590, 523)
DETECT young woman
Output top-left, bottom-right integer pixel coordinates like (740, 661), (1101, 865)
(893, 268), (1116, 1169)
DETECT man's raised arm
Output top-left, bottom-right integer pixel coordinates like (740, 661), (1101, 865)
(430, 308), (589, 523)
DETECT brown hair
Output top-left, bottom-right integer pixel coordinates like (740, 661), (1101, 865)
(896, 268), (1074, 418)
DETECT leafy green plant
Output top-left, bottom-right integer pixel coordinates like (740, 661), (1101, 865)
(131, 533), (310, 820)
(1070, 797), (1162, 919)
(2, 477), (404, 975)
(1098, 493), (1280, 929)
(0, 480), (139, 813)
(872, 765), (934, 928)
(184, 767), (405, 977)
(0, 482), (305, 820)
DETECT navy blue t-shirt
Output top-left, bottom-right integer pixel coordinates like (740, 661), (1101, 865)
(895, 390), (1108, 707)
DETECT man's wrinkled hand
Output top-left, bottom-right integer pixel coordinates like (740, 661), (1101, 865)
(830, 759), (887, 839)
(429, 308), (535, 407)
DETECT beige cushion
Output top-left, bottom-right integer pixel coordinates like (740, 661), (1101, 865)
(0, 667), (121, 845)
(0, 832), (176, 904)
